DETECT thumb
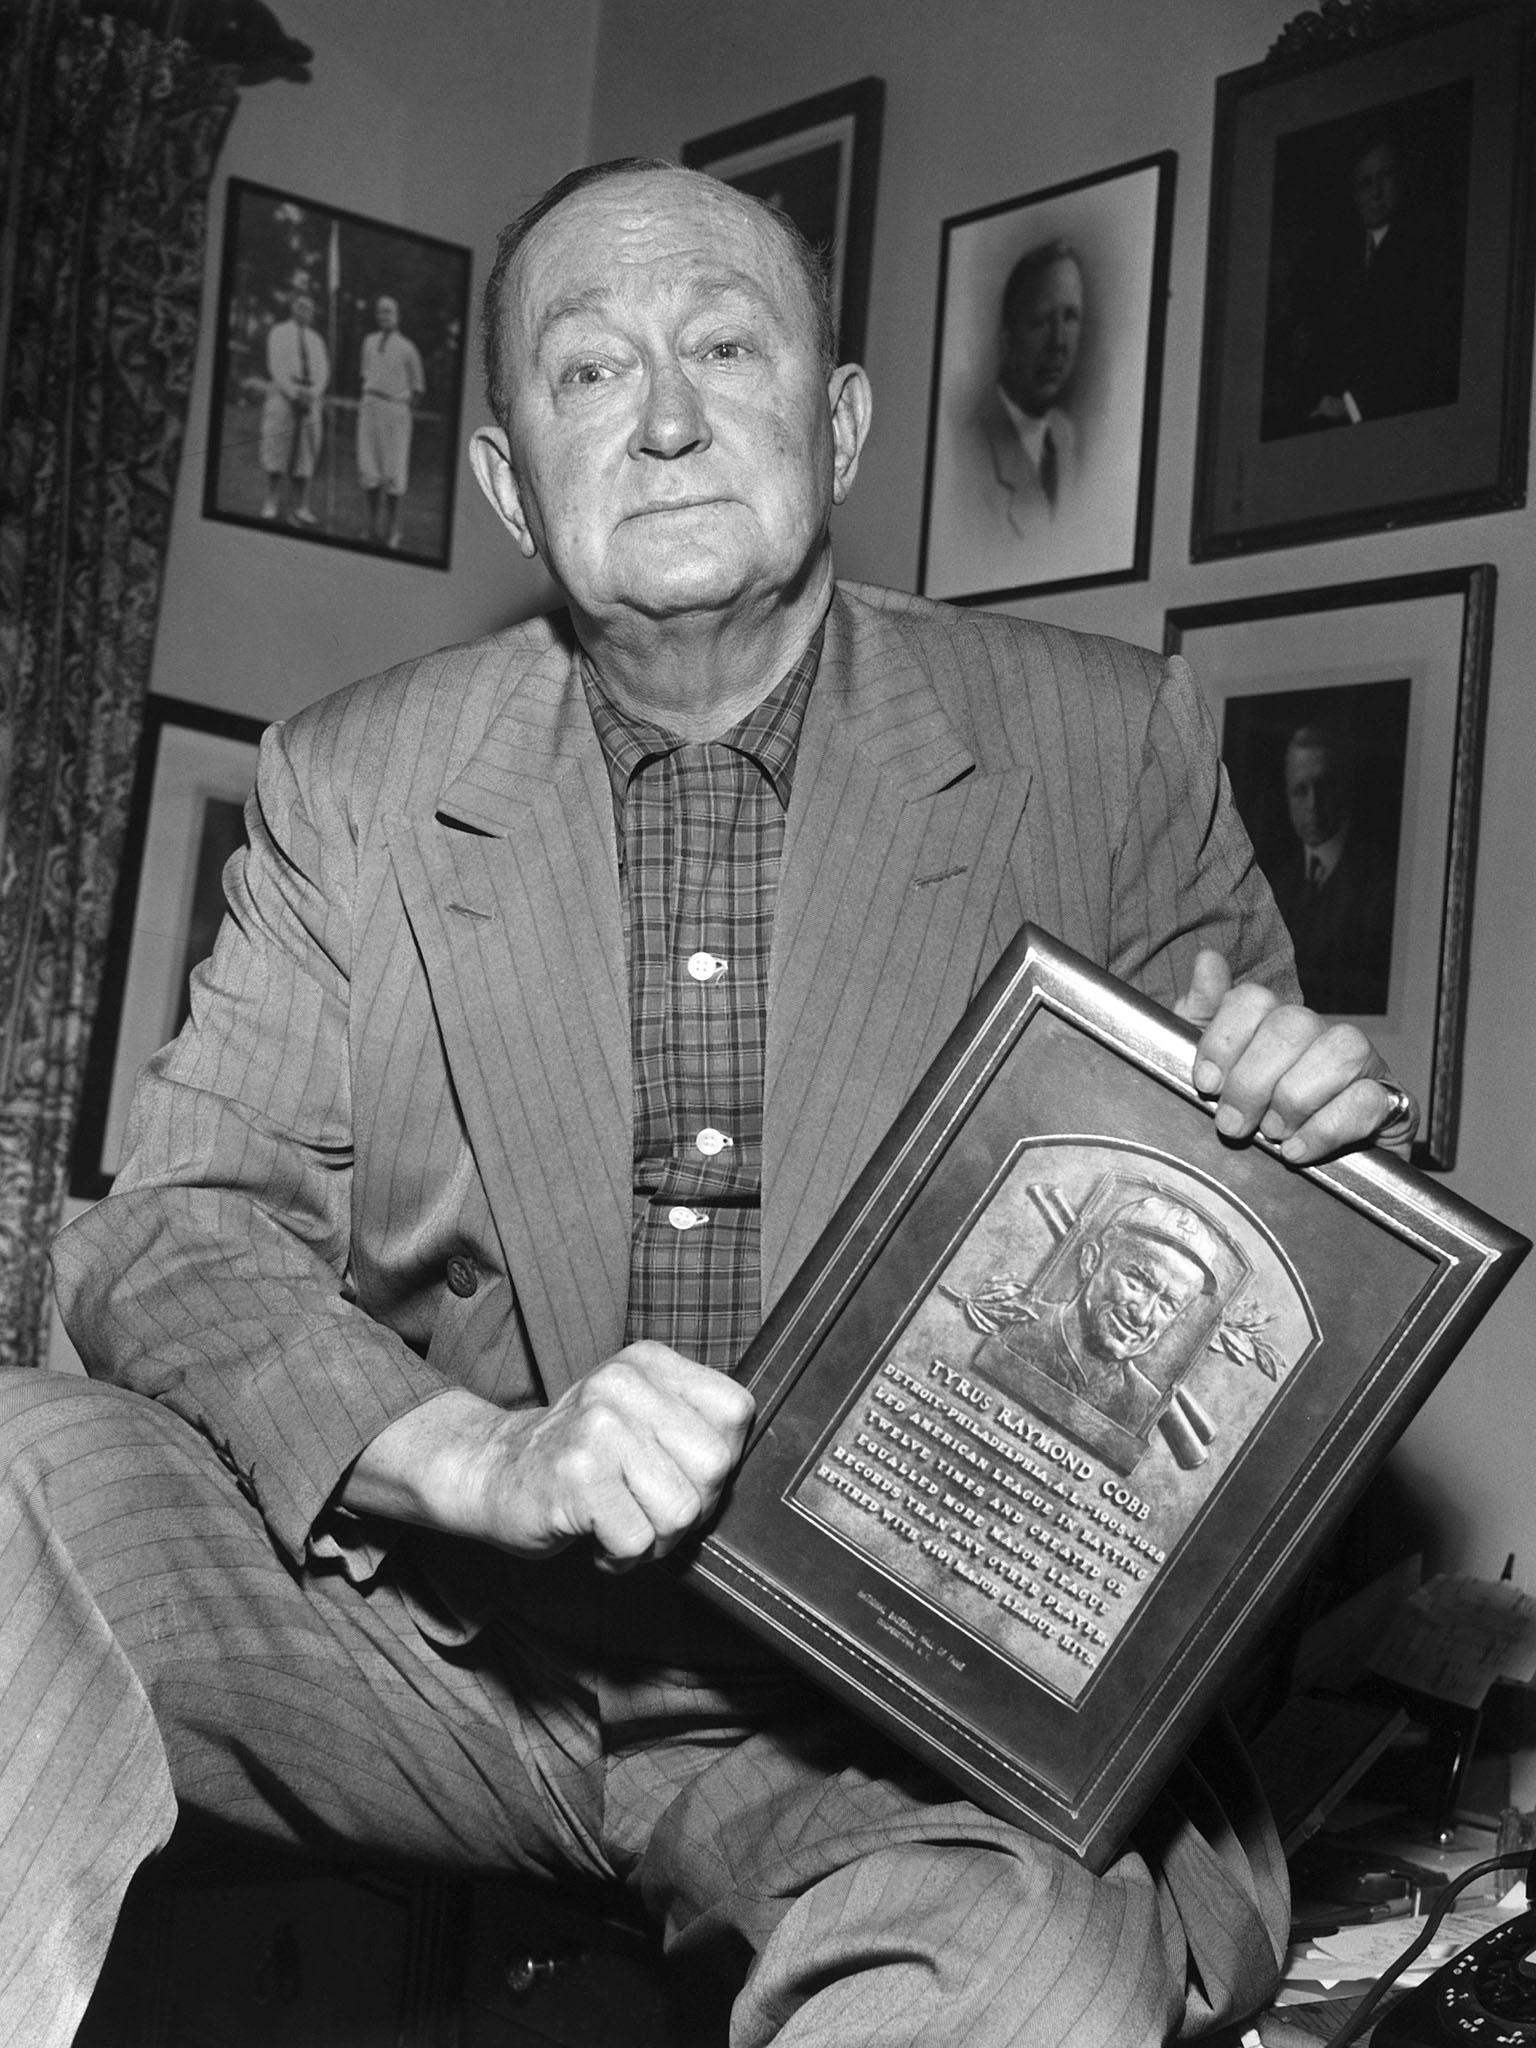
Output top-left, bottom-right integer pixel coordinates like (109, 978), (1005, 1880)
(1173, 947), (1232, 1028)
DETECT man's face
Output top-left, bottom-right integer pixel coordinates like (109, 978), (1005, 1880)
(1352, 145), (1399, 233)
(1075, 1231), (1206, 1365)
(483, 169), (864, 625)
(376, 297), (399, 331)
(1285, 742), (1350, 848)
(292, 296), (315, 328)
(999, 256), (1084, 417)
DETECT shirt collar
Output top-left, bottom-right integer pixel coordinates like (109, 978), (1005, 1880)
(996, 385), (1067, 462)
(1307, 823), (1349, 882)
(581, 624), (823, 814)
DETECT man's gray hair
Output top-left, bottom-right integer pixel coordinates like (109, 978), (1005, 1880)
(481, 157), (837, 429)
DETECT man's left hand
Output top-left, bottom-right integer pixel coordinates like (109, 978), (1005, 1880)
(1175, 948), (1405, 1164)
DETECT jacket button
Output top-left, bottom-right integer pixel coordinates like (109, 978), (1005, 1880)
(445, 1255), (479, 1298)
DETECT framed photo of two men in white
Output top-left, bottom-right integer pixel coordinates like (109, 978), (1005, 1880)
(682, 927), (1527, 1872)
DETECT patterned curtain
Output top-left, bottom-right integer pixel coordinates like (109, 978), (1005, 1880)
(0, 2), (239, 1370)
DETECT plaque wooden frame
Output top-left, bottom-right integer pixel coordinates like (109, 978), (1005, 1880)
(682, 927), (1527, 1872)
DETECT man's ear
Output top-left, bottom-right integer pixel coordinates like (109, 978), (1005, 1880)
(827, 364), (873, 506)
(1078, 1239), (1103, 1285)
(469, 424), (539, 559)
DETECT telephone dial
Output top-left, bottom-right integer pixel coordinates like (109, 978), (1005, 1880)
(1371, 1905), (1536, 2045)
(1315, 1851), (1536, 2048)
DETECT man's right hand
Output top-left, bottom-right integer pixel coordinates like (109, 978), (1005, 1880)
(339, 1342), (755, 1572)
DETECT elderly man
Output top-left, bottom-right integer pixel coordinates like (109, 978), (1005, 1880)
(4, 159), (1410, 2047)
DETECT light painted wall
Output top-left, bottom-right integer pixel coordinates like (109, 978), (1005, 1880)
(586, 0), (1536, 1582)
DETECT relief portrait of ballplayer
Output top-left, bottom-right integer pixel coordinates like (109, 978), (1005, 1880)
(3, 156), (1419, 2048)
(945, 1176), (1251, 1472)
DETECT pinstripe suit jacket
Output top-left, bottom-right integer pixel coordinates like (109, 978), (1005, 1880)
(55, 581), (1296, 1585)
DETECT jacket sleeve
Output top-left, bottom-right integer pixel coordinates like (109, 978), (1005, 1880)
(1106, 651), (1301, 1012)
(52, 716), (450, 1574)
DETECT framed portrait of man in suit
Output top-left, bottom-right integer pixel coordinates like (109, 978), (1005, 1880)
(917, 153), (1175, 607)
(1192, 0), (1536, 557)
(1166, 566), (1497, 1172)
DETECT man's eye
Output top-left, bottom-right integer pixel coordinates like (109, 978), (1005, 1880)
(562, 361), (610, 387)
(703, 339), (749, 362)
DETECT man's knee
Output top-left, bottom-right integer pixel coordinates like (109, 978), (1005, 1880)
(712, 1837), (1178, 2048)
(0, 1372), (202, 1498)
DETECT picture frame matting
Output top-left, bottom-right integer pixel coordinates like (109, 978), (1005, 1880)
(918, 152), (1176, 606)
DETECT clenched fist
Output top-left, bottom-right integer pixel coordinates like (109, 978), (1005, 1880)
(341, 1341), (755, 1572)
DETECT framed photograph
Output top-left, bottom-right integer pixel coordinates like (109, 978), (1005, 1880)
(70, 696), (265, 1200)
(203, 179), (472, 569)
(1191, 1), (1536, 558)
(918, 152), (1176, 606)
(682, 926), (1526, 1871)
(681, 76), (885, 365)
(1166, 566), (1495, 1171)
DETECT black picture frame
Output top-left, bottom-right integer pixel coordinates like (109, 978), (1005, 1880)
(918, 153), (1176, 606)
(682, 925), (1526, 1872)
(1165, 566), (1496, 1171)
(681, 77), (885, 366)
(1191, 1), (1536, 559)
(70, 696), (265, 1200)
(203, 179), (472, 570)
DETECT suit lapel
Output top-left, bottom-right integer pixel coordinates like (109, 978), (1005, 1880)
(385, 646), (632, 1403)
(381, 594), (1032, 1381)
(982, 392), (1034, 535)
(762, 592), (1032, 1303)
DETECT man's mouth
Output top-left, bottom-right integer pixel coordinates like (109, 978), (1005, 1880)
(1102, 1309), (1149, 1349)
(628, 496), (722, 519)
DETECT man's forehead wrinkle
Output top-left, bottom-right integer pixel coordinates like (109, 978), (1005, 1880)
(514, 173), (795, 334)
(525, 255), (785, 352)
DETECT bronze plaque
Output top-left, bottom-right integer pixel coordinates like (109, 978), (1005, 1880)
(681, 927), (1527, 1870)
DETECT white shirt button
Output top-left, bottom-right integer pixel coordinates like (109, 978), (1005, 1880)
(668, 1206), (708, 1231)
(694, 1127), (732, 1157)
(687, 952), (728, 983)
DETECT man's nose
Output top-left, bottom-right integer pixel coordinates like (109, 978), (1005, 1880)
(629, 358), (711, 460)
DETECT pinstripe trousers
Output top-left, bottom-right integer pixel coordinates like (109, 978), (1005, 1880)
(0, 1371), (1284, 2047)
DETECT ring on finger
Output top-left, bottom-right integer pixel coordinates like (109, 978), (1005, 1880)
(1377, 1080), (1419, 1145)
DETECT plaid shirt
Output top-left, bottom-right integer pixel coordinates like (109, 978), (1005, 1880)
(582, 632), (821, 1371)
